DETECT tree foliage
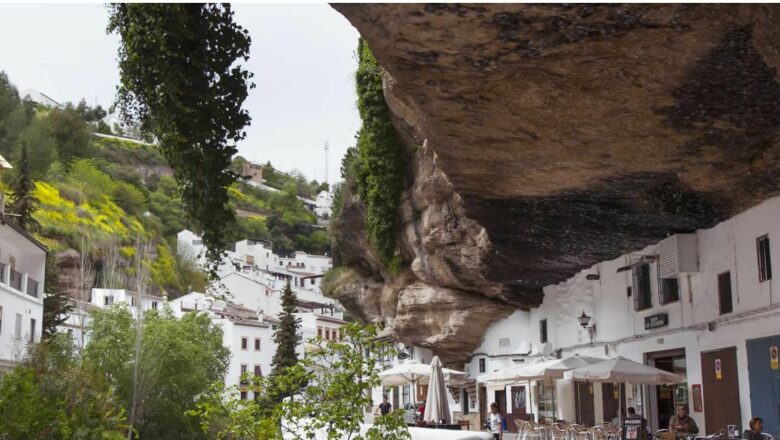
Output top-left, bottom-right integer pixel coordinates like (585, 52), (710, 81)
(85, 305), (230, 440)
(269, 281), (302, 402)
(9, 143), (39, 231)
(352, 39), (407, 273)
(0, 335), (129, 439)
(191, 323), (410, 440)
(108, 3), (254, 277)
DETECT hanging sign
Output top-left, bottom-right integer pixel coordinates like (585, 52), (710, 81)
(691, 384), (703, 412)
(771, 346), (779, 370)
(715, 359), (722, 380)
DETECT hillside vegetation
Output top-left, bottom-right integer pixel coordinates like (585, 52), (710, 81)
(0, 72), (328, 298)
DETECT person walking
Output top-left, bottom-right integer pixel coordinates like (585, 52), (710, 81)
(377, 395), (392, 416)
(743, 417), (764, 440)
(487, 402), (503, 440)
(670, 405), (699, 436)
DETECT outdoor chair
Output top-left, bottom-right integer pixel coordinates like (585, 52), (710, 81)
(456, 419), (470, 431)
(523, 424), (548, 440)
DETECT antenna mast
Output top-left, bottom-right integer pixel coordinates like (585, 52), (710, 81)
(324, 141), (330, 184)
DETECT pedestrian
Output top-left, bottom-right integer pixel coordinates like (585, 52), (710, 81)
(377, 395), (392, 416)
(669, 405), (699, 435)
(487, 402), (503, 440)
(625, 407), (649, 440)
(743, 417), (764, 440)
(418, 400), (426, 420)
(612, 409), (626, 428)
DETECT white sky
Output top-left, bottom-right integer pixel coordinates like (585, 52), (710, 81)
(0, 3), (360, 184)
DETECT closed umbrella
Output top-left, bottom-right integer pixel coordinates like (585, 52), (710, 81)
(424, 356), (450, 424)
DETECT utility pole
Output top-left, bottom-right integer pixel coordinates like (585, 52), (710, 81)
(324, 141), (329, 184)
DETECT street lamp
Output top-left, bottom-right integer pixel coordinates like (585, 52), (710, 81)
(578, 311), (596, 343)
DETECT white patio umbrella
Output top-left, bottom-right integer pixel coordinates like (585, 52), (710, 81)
(564, 357), (684, 427)
(481, 356), (604, 422)
(424, 356), (451, 424)
(379, 362), (467, 387)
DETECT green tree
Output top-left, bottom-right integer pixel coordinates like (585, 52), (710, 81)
(48, 104), (94, 161)
(9, 143), (39, 231)
(42, 291), (73, 339)
(108, 4), (254, 276)
(18, 112), (58, 176)
(85, 306), (230, 440)
(268, 281), (301, 402)
(0, 335), (129, 439)
(190, 324), (410, 440)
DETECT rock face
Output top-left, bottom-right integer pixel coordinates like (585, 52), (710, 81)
(330, 4), (780, 363)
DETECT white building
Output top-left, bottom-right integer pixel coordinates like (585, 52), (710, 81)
(90, 288), (165, 319)
(315, 190), (334, 218)
(170, 292), (278, 400)
(460, 195), (780, 436)
(0, 215), (46, 371)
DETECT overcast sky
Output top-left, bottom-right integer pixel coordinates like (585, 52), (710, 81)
(0, 3), (360, 184)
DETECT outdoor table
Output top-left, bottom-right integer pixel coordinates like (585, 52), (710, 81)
(416, 423), (463, 430)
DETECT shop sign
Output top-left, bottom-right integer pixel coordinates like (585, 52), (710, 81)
(715, 358), (722, 380)
(622, 417), (646, 440)
(644, 313), (669, 330)
(771, 346), (779, 370)
(691, 384), (702, 412)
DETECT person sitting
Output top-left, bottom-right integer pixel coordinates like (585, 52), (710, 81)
(743, 417), (764, 440)
(612, 409), (626, 428)
(625, 407), (649, 440)
(669, 405), (699, 435)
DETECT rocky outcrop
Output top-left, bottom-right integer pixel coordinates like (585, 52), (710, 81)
(330, 4), (780, 362)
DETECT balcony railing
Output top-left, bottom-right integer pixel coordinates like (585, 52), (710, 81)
(0, 265), (41, 298)
(9, 268), (22, 291)
(26, 277), (39, 298)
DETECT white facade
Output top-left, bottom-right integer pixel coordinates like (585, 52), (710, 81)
(90, 288), (164, 319)
(0, 219), (46, 370)
(170, 292), (277, 400)
(315, 190), (334, 218)
(463, 195), (780, 435)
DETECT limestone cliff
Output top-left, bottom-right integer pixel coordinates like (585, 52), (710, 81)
(328, 4), (780, 363)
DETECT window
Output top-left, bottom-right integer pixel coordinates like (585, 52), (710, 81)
(29, 318), (35, 343)
(658, 278), (680, 304)
(317, 326), (323, 339)
(718, 271), (733, 315)
(757, 234), (772, 282)
(402, 385), (411, 405)
(151, 301), (158, 310)
(240, 364), (248, 385)
(479, 358), (486, 373)
(539, 319), (548, 343)
(462, 388), (470, 414)
(241, 337), (248, 350)
(131, 297), (136, 307)
(104, 296), (114, 306)
(240, 391), (248, 400)
(254, 338), (261, 351)
(254, 365), (262, 377)
(325, 328), (331, 340)
(633, 262), (652, 311)
(15, 313), (22, 339)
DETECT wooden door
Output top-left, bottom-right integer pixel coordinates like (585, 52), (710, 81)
(701, 347), (741, 435)
(479, 386), (487, 426)
(602, 383), (627, 423)
(575, 381), (596, 426)
(508, 385), (528, 432)
(496, 389), (507, 418)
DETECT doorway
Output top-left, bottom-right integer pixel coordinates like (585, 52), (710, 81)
(647, 350), (687, 432)
(495, 389), (507, 423)
(575, 381), (595, 426)
(701, 347), (741, 435)
(508, 385), (528, 431)
(747, 335), (780, 436)
(602, 383), (627, 424)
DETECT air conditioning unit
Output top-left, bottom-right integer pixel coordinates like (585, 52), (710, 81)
(659, 233), (699, 278)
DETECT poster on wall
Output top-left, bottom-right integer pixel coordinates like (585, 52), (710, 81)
(623, 417), (646, 440)
(771, 346), (779, 370)
(691, 385), (702, 413)
(715, 359), (722, 380)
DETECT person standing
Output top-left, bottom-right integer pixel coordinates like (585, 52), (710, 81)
(488, 402), (503, 440)
(743, 417), (764, 440)
(669, 405), (699, 435)
(378, 395), (392, 416)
